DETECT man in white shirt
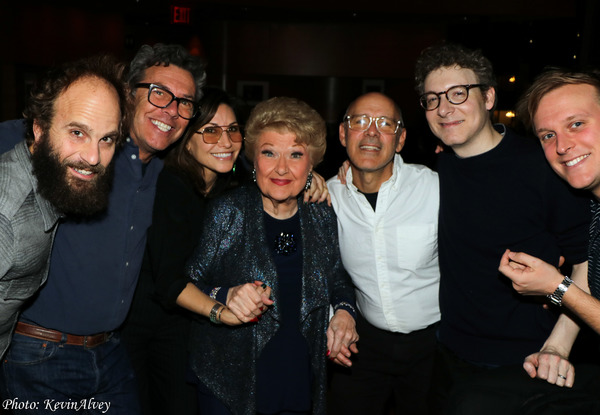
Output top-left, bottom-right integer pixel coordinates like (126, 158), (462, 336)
(327, 92), (440, 415)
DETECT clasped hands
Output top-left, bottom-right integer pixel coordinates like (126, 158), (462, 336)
(499, 249), (574, 388)
(219, 281), (273, 326)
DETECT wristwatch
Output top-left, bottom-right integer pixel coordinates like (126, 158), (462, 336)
(547, 276), (573, 307)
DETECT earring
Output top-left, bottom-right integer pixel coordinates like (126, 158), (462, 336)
(304, 171), (313, 191)
(252, 168), (257, 183)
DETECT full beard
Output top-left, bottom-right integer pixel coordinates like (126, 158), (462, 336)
(30, 133), (115, 218)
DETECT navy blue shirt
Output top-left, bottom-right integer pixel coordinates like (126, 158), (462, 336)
(0, 120), (163, 335)
(0, 119), (25, 154)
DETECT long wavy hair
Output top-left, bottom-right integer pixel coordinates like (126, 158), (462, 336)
(164, 87), (239, 196)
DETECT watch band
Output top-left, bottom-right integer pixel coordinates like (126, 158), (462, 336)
(547, 276), (573, 307)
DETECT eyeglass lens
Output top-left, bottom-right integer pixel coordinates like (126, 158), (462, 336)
(420, 85), (478, 111)
(147, 86), (196, 119)
(347, 115), (398, 134)
(200, 126), (243, 144)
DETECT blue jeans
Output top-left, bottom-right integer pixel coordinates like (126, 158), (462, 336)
(0, 332), (140, 414)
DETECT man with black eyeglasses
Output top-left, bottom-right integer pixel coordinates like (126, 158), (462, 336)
(414, 43), (592, 414)
(0, 43), (205, 414)
(327, 92), (440, 415)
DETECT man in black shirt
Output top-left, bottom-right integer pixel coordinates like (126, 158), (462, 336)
(415, 43), (591, 414)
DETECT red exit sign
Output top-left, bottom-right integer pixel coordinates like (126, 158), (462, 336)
(171, 6), (190, 24)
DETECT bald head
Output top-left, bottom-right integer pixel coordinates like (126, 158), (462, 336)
(345, 92), (403, 126)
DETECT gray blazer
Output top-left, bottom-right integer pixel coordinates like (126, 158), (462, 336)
(0, 140), (60, 357)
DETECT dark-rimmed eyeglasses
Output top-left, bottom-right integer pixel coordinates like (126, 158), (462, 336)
(345, 115), (403, 135)
(197, 125), (243, 144)
(419, 84), (485, 111)
(136, 83), (197, 120)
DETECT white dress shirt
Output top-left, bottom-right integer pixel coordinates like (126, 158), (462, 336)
(328, 154), (440, 333)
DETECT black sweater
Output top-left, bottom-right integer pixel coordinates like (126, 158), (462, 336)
(437, 125), (591, 366)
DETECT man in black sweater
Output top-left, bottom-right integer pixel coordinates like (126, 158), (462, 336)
(415, 43), (593, 414)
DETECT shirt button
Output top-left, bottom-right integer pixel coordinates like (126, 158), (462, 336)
(130, 226), (134, 231)
(131, 154), (137, 160)
(125, 262), (129, 267)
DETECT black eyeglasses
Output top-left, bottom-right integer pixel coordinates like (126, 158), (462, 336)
(136, 83), (197, 120)
(197, 125), (243, 144)
(345, 115), (403, 135)
(419, 84), (485, 111)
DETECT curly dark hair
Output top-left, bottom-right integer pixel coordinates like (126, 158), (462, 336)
(23, 54), (131, 148)
(164, 87), (239, 196)
(414, 42), (497, 98)
(127, 43), (206, 102)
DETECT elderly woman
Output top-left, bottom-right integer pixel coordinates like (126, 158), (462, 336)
(183, 97), (358, 415)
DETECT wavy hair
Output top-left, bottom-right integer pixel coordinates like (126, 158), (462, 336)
(164, 87), (238, 195)
(244, 97), (326, 166)
(127, 43), (206, 101)
(414, 42), (497, 98)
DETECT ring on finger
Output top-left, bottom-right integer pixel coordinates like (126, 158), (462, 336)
(557, 374), (567, 380)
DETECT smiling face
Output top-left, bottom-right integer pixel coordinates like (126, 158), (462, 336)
(186, 103), (242, 188)
(340, 93), (405, 186)
(129, 64), (196, 162)
(30, 76), (121, 216)
(423, 66), (496, 157)
(254, 129), (313, 216)
(534, 83), (600, 199)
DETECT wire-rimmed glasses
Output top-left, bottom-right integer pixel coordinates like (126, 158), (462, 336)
(197, 125), (243, 144)
(345, 114), (403, 135)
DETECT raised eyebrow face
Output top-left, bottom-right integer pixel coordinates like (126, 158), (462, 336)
(207, 121), (239, 127)
(66, 121), (119, 140)
(153, 83), (195, 100)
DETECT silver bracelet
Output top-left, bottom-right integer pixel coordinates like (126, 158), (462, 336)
(209, 287), (221, 300)
(334, 301), (356, 315)
(209, 303), (224, 324)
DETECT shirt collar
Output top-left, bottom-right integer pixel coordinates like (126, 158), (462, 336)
(344, 153), (404, 193)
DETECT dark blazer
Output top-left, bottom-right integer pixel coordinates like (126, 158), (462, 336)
(186, 185), (355, 415)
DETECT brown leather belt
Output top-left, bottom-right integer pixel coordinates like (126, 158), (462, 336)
(15, 322), (112, 348)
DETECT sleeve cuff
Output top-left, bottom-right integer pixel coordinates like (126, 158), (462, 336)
(333, 301), (357, 320)
(202, 286), (229, 305)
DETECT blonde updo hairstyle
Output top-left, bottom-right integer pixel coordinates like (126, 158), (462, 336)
(244, 97), (326, 166)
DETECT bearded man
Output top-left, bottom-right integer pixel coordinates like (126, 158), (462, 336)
(0, 54), (128, 359)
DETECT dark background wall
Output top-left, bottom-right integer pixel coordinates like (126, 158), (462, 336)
(1, 0), (599, 174)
